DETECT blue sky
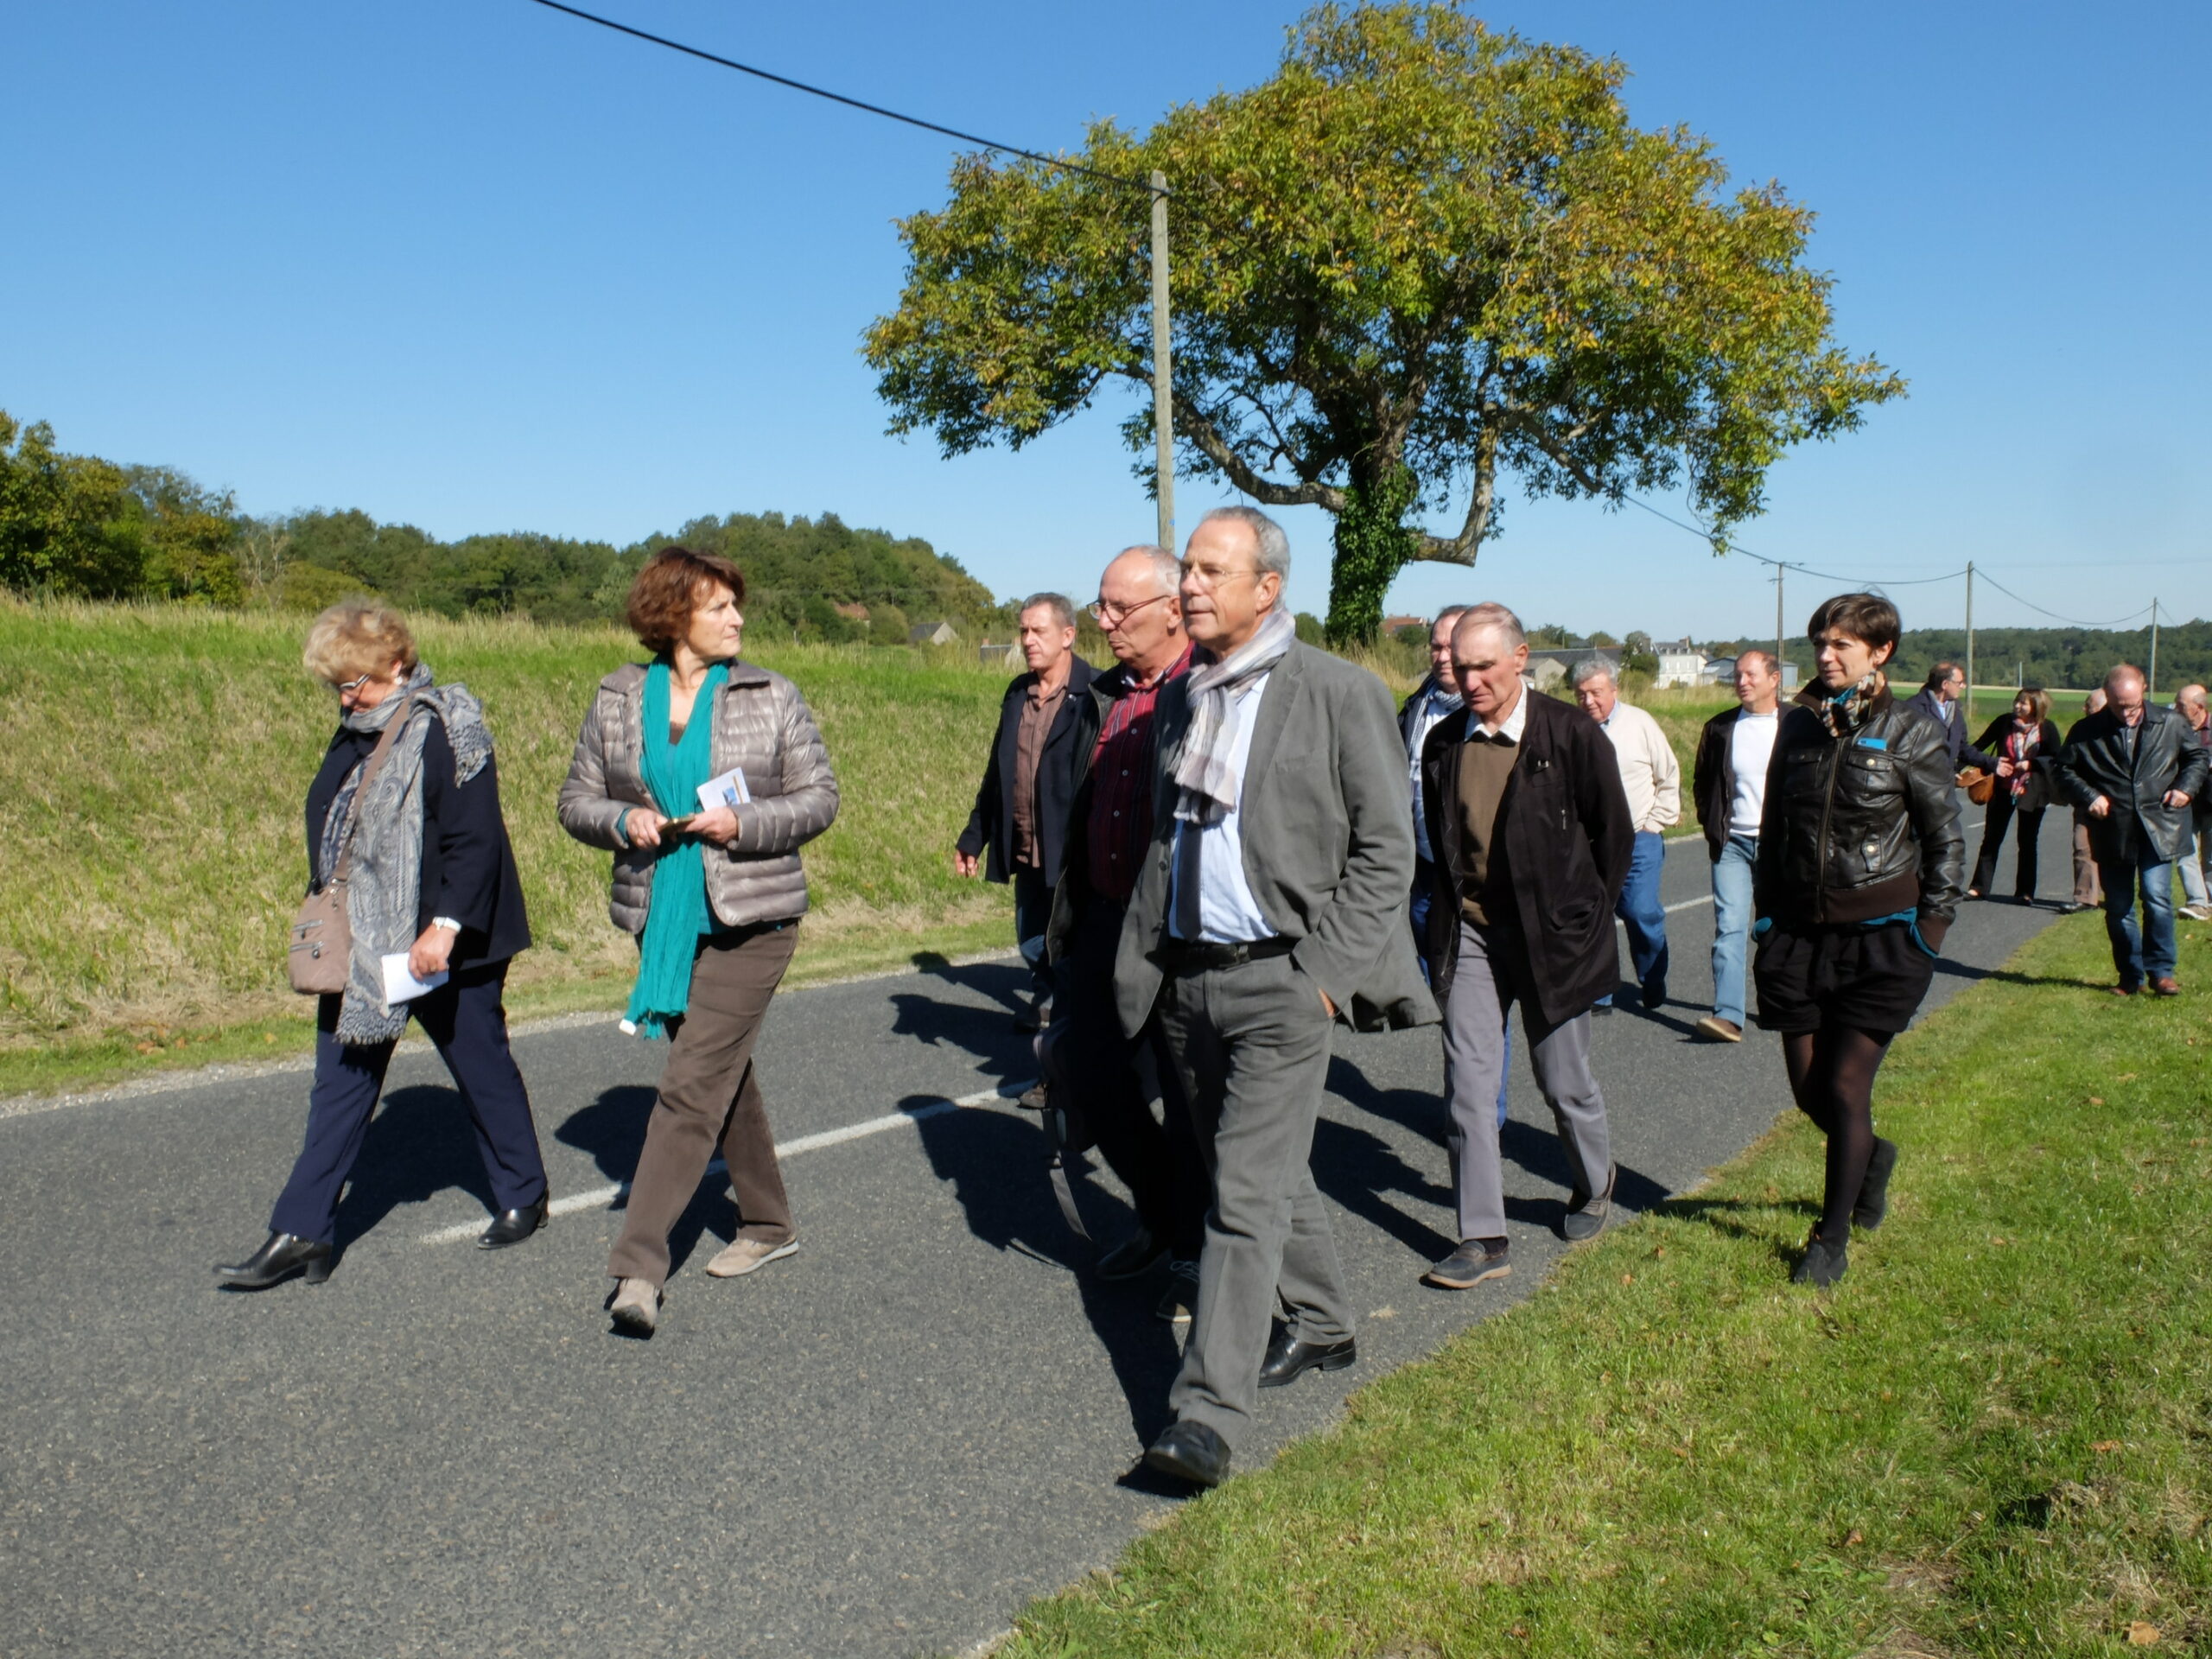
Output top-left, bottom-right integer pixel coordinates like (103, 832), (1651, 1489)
(6, 1), (2206, 643)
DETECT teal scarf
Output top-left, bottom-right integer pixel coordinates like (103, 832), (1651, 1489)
(624, 659), (729, 1039)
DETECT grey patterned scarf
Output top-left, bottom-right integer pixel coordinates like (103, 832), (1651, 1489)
(324, 664), (496, 1045)
(1173, 607), (1296, 826)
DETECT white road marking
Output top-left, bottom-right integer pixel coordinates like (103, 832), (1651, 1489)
(417, 1082), (1033, 1244)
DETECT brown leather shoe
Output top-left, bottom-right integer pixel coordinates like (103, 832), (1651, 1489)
(2111, 983), (2140, 997)
(1694, 1016), (1744, 1043)
(2151, 976), (2182, 997)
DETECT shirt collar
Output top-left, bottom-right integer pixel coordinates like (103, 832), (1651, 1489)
(1468, 685), (1529, 744)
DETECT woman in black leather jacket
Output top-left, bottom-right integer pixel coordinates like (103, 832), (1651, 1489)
(1754, 593), (1965, 1287)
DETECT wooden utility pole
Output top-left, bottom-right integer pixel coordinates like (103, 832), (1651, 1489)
(1964, 561), (1975, 726)
(1774, 567), (1786, 690)
(1149, 170), (1174, 553)
(2149, 596), (2160, 696)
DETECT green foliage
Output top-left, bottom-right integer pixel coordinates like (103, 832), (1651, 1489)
(1706, 622), (2212, 701)
(865, 2), (1903, 639)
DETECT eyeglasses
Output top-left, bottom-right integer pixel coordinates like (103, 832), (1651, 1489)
(1089, 591), (1174, 626)
(334, 671), (377, 696)
(1178, 560), (1259, 592)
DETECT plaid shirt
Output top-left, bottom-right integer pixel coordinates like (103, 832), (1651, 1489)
(1085, 643), (1193, 905)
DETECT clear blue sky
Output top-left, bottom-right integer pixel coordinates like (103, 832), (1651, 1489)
(6, 1), (2206, 644)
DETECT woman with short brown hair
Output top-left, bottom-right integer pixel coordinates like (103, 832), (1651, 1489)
(558, 546), (838, 1334)
(1967, 685), (2063, 902)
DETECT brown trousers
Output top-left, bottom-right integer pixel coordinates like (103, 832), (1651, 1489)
(2072, 811), (2103, 907)
(608, 923), (798, 1286)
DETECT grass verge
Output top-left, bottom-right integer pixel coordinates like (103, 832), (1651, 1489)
(1000, 912), (2212, 1658)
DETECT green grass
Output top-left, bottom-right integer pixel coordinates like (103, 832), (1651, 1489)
(998, 912), (2212, 1658)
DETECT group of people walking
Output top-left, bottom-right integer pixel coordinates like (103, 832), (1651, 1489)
(217, 510), (2202, 1493)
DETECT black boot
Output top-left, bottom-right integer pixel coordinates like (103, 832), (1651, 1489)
(1853, 1138), (1899, 1231)
(1790, 1230), (1847, 1287)
(215, 1231), (333, 1290)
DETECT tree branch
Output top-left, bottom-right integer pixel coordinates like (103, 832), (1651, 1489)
(1172, 392), (1348, 512)
(1419, 421), (1499, 565)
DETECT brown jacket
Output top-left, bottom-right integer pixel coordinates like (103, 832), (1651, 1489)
(557, 661), (838, 935)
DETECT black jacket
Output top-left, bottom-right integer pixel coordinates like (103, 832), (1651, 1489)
(1420, 690), (1634, 1027)
(957, 657), (1097, 886)
(305, 714), (532, 970)
(1904, 687), (1999, 773)
(1756, 683), (1965, 938)
(1972, 715), (2064, 814)
(2056, 702), (2210, 865)
(1690, 703), (1783, 862)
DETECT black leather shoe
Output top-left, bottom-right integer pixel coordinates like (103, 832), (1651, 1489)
(1852, 1138), (1898, 1231)
(1143, 1419), (1230, 1488)
(1096, 1226), (1168, 1282)
(1791, 1230), (1847, 1287)
(1257, 1325), (1357, 1388)
(1561, 1160), (1618, 1241)
(477, 1196), (549, 1249)
(215, 1231), (332, 1290)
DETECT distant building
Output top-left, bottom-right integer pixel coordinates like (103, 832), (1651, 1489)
(1382, 613), (1428, 639)
(977, 641), (1020, 668)
(1654, 638), (1707, 688)
(908, 621), (959, 647)
(833, 601), (870, 621)
(1524, 645), (1621, 691)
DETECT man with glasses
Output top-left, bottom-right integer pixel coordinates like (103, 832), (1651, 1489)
(1122, 508), (1434, 1489)
(1044, 547), (1208, 1319)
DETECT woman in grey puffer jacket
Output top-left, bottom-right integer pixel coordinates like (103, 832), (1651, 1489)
(559, 546), (837, 1335)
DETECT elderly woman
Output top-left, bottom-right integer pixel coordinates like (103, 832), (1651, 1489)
(1966, 686), (2063, 902)
(559, 546), (837, 1335)
(217, 601), (548, 1289)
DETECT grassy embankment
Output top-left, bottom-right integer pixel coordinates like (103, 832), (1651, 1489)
(998, 912), (2212, 1658)
(0, 601), (1730, 1098)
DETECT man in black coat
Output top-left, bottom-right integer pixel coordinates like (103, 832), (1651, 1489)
(1906, 662), (1999, 776)
(2056, 663), (2208, 995)
(1419, 604), (1634, 1291)
(955, 594), (1096, 1025)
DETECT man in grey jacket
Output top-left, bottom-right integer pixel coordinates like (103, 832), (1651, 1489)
(1123, 506), (1436, 1489)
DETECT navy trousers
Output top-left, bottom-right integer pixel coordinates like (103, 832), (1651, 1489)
(269, 962), (548, 1245)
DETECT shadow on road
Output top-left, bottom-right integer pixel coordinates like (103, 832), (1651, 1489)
(887, 960), (1039, 1073)
(331, 1083), (499, 1249)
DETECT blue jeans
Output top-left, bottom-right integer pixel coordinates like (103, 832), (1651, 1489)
(1709, 834), (1758, 1027)
(1013, 867), (1054, 1006)
(1412, 876), (1510, 1128)
(2100, 850), (2177, 986)
(1599, 830), (1670, 1007)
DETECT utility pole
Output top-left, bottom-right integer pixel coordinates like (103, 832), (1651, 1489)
(1774, 567), (1785, 690)
(1964, 561), (1974, 726)
(1149, 170), (1174, 553)
(2149, 597), (2160, 696)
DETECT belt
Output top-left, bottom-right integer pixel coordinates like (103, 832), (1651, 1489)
(1151, 935), (1295, 974)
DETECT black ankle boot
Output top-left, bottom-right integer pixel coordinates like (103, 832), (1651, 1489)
(1853, 1138), (1899, 1230)
(215, 1231), (333, 1289)
(1790, 1230), (1847, 1287)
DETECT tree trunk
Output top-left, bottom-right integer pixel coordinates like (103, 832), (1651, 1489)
(1325, 462), (1421, 645)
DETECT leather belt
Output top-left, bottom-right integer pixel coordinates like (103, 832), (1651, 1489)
(1151, 935), (1296, 974)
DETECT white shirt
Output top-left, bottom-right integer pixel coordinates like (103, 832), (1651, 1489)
(1468, 684), (1530, 745)
(1406, 682), (1460, 863)
(1167, 672), (1274, 943)
(1727, 708), (1780, 836)
(1598, 699), (1681, 834)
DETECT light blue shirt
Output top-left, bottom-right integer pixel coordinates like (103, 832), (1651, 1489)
(1407, 682), (1460, 864)
(1167, 671), (1274, 943)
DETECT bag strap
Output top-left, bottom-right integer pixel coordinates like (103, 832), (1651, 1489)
(327, 695), (422, 889)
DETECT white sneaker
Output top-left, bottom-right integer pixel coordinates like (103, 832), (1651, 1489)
(609, 1276), (660, 1333)
(704, 1236), (800, 1278)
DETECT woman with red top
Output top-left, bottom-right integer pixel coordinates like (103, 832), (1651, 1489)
(1966, 687), (2063, 903)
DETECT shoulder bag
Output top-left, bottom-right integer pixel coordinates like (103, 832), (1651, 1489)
(287, 699), (416, 995)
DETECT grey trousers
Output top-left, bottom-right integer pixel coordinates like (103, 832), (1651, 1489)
(1440, 918), (1611, 1243)
(1156, 953), (1351, 1451)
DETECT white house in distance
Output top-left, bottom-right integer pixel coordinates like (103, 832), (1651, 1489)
(1653, 638), (1707, 688)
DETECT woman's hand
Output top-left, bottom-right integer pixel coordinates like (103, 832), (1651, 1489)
(625, 809), (668, 849)
(691, 804), (741, 846)
(1995, 757), (2015, 778)
(409, 924), (457, 981)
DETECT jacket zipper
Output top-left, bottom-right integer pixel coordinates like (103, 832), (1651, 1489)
(1812, 731), (1843, 925)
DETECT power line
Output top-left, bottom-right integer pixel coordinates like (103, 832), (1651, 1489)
(1619, 493), (1967, 587)
(1971, 570), (2157, 631)
(520, 0), (1158, 196)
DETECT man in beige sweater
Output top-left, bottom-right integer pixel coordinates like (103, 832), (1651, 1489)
(1573, 659), (1681, 1011)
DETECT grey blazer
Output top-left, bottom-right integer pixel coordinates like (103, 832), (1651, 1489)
(1112, 639), (1439, 1038)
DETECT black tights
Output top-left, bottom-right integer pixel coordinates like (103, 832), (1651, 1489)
(1781, 1025), (1895, 1246)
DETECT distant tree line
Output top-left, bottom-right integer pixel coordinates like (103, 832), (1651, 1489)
(0, 409), (1014, 644)
(1707, 624), (2212, 696)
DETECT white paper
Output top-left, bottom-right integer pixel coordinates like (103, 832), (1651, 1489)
(696, 766), (752, 811)
(381, 952), (448, 1007)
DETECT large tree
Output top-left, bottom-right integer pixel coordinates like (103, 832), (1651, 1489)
(865, 3), (1904, 640)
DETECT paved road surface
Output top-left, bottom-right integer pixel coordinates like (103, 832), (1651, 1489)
(0, 815), (2071, 1659)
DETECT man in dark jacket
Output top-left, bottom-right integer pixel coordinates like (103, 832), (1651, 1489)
(2056, 664), (2208, 995)
(1689, 649), (1783, 1041)
(955, 594), (1096, 1025)
(1419, 603), (1634, 1293)
(1906, 663), (1999, 776)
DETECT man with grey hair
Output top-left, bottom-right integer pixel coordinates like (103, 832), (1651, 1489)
(2170, 683), (2210, 919)
(956, 592), (1095, 1027)
(1573, 658), (1681, 1011)
(1402, 605), (1471, 950)
(1124, 506), (1434, 1489)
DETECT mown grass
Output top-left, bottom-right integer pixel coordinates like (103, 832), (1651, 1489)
(0, 599), (1022, 1093)
(999, 912), (2212, 1658)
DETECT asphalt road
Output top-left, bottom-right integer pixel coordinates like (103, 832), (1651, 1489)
(0, 812), (2072, 1659)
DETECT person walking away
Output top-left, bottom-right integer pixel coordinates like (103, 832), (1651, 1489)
(2171, 685), (2211, 920)
(1125, 508), (1434, 1489)
(1573, 661), (1679, 1011)
(2055, 664), (2206, 996)
(558, 547), (838, 1334)
(1043, 547), (1210, 1322)
(1420, 607), (1634, 1294)
(2064, 688), (2108, 913)
(956, 596), (1096, 1031)
(1906, 662), (2001, 778)
(1754, 594), (1963, 1287)
(1966, 688), (2063, 902)
(1690, 649), (1783, 1042)
(219, 601), (548, 1288)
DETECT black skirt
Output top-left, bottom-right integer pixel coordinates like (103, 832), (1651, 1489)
(1753, 918), (1937, 1035)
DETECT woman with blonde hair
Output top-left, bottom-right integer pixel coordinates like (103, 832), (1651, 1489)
(218, 601), (548, 1288)
(1966, 684), (2063, 902)
(559, 547), (837, 1335)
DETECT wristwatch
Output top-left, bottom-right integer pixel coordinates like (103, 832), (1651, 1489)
(432, 917), (462, 934)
